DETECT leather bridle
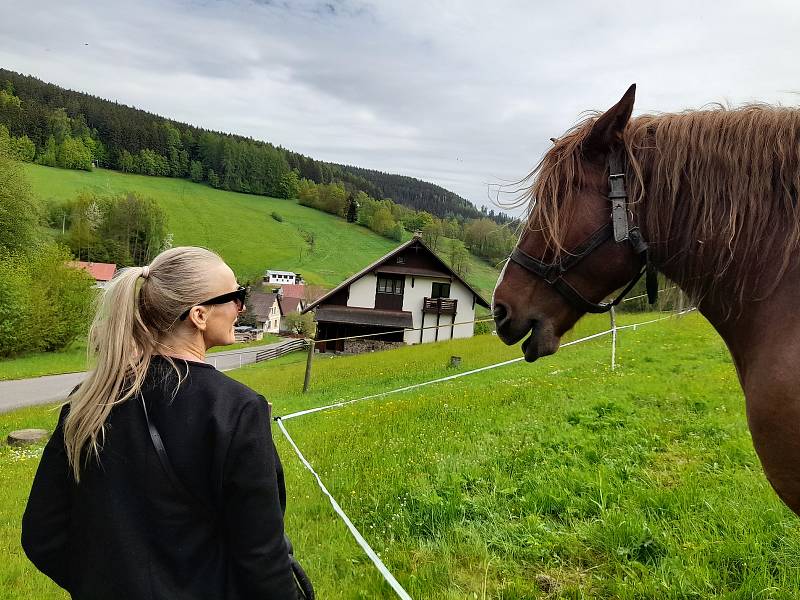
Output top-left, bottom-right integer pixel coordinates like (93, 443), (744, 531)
(508, 148), (657, 314)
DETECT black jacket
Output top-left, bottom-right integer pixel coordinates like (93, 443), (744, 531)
(22, 356), (298, 599)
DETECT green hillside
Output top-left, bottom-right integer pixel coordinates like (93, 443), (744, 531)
(22, 163), (501, 294)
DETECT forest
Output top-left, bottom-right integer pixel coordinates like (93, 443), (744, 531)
(0, 69), (512, 224)
(0, 68), (519, 265)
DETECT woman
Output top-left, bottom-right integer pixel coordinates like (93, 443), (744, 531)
(22, 246), (306, 599)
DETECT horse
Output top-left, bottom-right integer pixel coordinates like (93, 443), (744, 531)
(492, 84), (800, 517)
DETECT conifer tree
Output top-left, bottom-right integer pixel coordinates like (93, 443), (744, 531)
(346, 193), (359, 223)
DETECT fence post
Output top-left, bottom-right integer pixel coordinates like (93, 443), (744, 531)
(610, 306), (617, 371)
(302, 338), (314, 393)
(677, 290), (685, 317)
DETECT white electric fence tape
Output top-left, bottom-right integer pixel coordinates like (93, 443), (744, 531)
(277, 308), (695, 599)
(281, 328), (615, 421)
(276, 418), (414, 600)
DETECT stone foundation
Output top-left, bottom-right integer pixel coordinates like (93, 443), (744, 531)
(343, 339), (404, 354)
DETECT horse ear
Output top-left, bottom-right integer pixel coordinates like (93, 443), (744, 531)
(582, 84), (636, 160)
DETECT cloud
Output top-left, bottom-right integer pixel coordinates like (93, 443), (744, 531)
(1, 0), (799, 214)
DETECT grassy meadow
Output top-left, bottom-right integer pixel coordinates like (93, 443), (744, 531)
(0, 163), (499, 381)
(22, 163), (502, 295)
(0, 340), (87, 382)
(2, 312), (799, 598)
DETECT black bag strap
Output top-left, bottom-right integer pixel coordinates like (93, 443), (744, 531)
(140, 394), (215, 518)
(140, 394), (315, 599)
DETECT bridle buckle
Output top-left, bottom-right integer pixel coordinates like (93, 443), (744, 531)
(543, 264), (563, 284)
(508, 147), (657, 313)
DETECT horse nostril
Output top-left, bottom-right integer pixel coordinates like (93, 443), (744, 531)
(493, 302), (508, 324)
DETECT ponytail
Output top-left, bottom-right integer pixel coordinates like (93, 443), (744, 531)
(63, 247), (225, 481)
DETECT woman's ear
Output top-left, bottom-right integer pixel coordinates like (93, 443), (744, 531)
(188, 306), (209, 331)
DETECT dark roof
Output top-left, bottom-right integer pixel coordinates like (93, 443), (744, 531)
(278, 296), (303, 314)
(248, 292), (281, 321)
(375, 265), (452, 278)
(303, 236), (490, 312)
(315, 306), (413, 329)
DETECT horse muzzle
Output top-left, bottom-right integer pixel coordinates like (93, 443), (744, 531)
(521, 321), (560, 362)
(494, 305), (560, 362)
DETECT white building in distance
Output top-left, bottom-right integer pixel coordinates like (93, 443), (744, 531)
(264, 270), (303, 285)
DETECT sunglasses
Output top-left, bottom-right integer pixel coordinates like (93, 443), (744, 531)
(179, 286), (248, 321)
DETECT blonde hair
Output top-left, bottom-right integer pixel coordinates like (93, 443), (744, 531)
(64, 246), (227, 481)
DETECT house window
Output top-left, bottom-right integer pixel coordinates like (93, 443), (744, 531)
(431, 282), (451, 298)
(377, 275), (404, 295)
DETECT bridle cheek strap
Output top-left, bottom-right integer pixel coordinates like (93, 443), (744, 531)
(508, 148), (657, 314)
(510, 231), (648, 314)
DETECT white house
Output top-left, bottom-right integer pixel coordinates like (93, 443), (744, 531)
(302, 235), (490, 352)
(247, 292), (282, 334)
(264, 270), (303, 285)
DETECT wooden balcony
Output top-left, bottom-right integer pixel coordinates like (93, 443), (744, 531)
(423, 297), (457, 315)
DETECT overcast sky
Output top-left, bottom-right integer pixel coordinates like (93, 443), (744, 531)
(1, 0), (799, 213)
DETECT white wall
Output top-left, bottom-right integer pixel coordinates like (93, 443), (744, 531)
(258, 300), (281, 333)
(347, 274), (377, 309)
(343, 272), (477, 344)
(267, 273), (298, 284)
(402, 276), (476, 344)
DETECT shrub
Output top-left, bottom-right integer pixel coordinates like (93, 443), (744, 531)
(278, 170), (300, 199)
(0, 254), (35, 356)
(58, 136), (93, 171)
(135, 149), (169, 176)
(0, 244), (94, 356)
(59, 191), (167, 266)
(3, 133), (35, 162)
(207, 168), (220, 188)
(0, 145), (40, 253)
(189, 160), (204, 183)
(474, 319), (493, 336)
(29, 244), (94, 351)
(284, 311), (316, 336)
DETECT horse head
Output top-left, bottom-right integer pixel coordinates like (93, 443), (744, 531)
(493, 84), (646, 361)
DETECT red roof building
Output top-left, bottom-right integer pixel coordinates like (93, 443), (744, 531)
(70, 261), (117, 287)
(278, 296), (304, 315)
(276, 283), (305, 299)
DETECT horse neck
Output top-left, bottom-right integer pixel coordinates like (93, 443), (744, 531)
(632, 185), (800, 380)
(623, 112), (800, 516)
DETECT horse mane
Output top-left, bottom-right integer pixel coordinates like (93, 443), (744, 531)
(525, 104), (800, 313)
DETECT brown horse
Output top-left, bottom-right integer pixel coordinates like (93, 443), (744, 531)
(493, 84), (800, 517)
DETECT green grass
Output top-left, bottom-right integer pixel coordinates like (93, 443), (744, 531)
(0, 335), (283, 381)
(207, 334), (283, 353)
(3, 312), (798, 598)
(0, 341), (88, 381)
(22, 163), (501, 295)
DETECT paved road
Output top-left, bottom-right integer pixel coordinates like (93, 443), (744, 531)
(0, 340), (290, 414)
(0, 371), (87, 414)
